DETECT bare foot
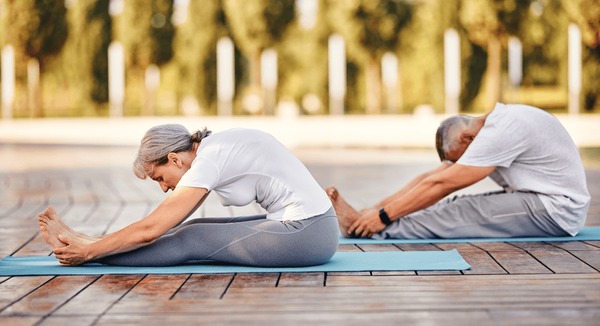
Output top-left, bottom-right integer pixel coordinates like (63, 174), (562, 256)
(38, 207), (95, 250)
(326, 186), (361, 238)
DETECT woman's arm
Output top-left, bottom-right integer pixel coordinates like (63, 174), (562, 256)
(54, 186), (208, 265)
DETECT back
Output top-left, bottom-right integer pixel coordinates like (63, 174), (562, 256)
(458, 103), (590, 235)
(177, 128), (332, 221)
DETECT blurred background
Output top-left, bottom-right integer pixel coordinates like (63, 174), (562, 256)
(0, 0), (599, 119)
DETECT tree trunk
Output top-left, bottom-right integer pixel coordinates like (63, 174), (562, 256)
(366, 58), (382, 114)
(485, 36), (502, 109)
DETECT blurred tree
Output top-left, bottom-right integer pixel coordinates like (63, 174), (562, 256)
(277, 0), (331, 114)
(562, 0), (600, 112)
(123, 0), (175, 68)
(86, 0), (112, 107)
(519, 0), (567, 88)
(3, 0), (68, 117)
(459, 0), (531, 109)
(222, 0), (295, 113)
(174, 0), (221, 114)
(122, 0), (175, 115)
(327, 0), (413, 114)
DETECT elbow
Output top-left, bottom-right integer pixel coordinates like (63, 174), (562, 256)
(422, 176), (460, 196)
(136, 222), (162, 245)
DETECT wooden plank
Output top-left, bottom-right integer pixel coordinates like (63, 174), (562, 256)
(1, 276), (97, 316)
(97, 310), (494, 325)
(229, 273), (279, 288)
(0, 316), (41, 326)
(336, 244), (362, 252)
(548, 241), (600, 251)
(489, 308), (600, 326)
(487, 250), (552, 274)
(96, 280), (600, 315)
(173, 274), (233, 300)
(357, 244), (401, 252)
(278, 273), (324, 287)
(472, 242), (552, 274)
(568, 250), (600, 272)
(52, 275), (142, 316)
(583, 240), (600, 248)
(395, 243), (442, 251)
(512, 243), (599, 274)
(38, 316), (98, 326)
(0, 276), (53, 311)
(436, 243), (506, 275)
(119, 275), (188, 300)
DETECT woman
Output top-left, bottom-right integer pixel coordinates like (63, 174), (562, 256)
(38, 124), (339, 267)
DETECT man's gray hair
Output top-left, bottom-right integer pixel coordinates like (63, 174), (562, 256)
(133, 124), (211, 179)
(435, 115), (473, 161)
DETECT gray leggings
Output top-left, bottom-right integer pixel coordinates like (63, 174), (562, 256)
(97, 207), (339, 267)
(373, 191), (569, 239)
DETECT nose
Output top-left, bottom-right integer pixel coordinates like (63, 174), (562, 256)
(160, 182), (169, 193)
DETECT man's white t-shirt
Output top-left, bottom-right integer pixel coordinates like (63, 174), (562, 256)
(458, 103), (590, 236)
(177, 128), (332, 221)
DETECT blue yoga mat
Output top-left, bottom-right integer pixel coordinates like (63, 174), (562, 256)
(0, 250), (469, 276)
(339, 226), (600, 245)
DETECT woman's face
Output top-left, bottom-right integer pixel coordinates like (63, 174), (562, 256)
(146, 159), (187, 193)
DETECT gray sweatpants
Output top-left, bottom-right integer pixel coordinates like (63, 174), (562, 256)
(373, 191), (569, 239)
(97, 207), (339, 267)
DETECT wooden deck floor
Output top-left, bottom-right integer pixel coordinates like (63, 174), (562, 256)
(1, 146), (599, 325)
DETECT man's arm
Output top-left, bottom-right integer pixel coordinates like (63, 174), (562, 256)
(373, 163), (452, 209)
(349, 164), (496, 237)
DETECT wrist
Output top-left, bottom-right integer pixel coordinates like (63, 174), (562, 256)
(85, 243), (98, 262)
(378, 207), (393, 226)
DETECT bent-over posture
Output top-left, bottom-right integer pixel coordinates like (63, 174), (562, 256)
(39, 125), (338, 267)
(329, 103), (590, 239)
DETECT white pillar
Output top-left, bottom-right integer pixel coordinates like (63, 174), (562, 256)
(508, 37), (522, 87)
(328, 34), (346, 115)
(27, 58), (40, 117)
(217, 37), (234, 116)
(261, 48), (278, 115)
(568, 24), (582, 115)
(296, 0), (318, 30)
(108, 41), (125, 117)
(381, 52), (398, 113)
(444, 28), (460, 115)
(144, 64), (160, 116)
(1, 45), (15, 120)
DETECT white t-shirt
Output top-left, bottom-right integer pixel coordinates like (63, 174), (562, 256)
(458, 103), (590, 236)
(177, 128), (332, 221)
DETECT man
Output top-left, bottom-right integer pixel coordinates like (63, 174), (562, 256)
(328, 103), (590, 239)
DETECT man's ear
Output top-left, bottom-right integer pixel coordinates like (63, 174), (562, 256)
(460, 131), (476, 144)
(166, 152), (181, 167)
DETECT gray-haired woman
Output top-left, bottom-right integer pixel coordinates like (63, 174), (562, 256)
(38, 125), (339, 267)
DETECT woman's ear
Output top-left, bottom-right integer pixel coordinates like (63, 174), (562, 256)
(167, 152), (181, 167)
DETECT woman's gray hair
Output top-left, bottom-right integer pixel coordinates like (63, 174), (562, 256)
(435, 115), (472, 161)
(133, 124), (211, 179)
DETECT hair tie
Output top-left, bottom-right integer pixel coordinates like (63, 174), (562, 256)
(190, 128), (212, 143)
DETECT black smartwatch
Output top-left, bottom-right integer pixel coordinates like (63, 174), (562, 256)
(378, 207), (392, 225)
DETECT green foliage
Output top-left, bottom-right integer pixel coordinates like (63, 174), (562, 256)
(150, 0), (175, 66)
(562, 0), (600, 111)
(174, 0), (221, 112)
(122, 0), (175, 68)
(223, 0), (295, 58)
(24, 0), (69, 63)
(86, 0), (112, 104)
